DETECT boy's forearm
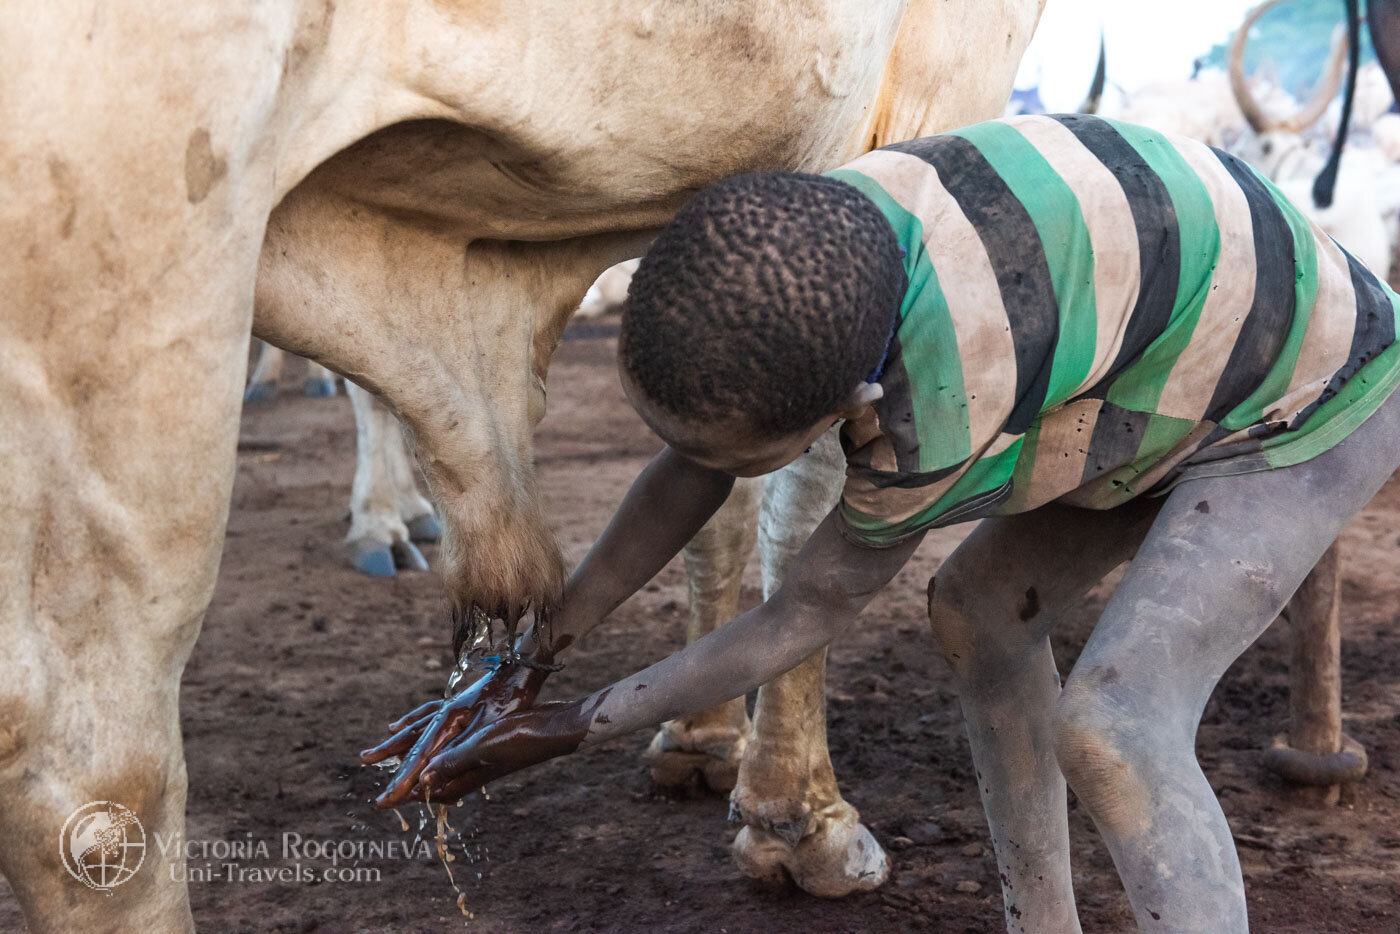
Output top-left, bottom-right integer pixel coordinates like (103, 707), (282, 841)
(574, 513), (923, 743)
(528, 446), (734, 657)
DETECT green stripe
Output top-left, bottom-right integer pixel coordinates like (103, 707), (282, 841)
(1101, 120), (1222, 413)
(1262, 285), (1400, 467)
(1220, 173), (1322, 430)
(828, 168), (973, 471)
(951, 121), (1098, 408)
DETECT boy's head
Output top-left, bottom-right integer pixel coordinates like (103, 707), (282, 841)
(619, 171), (905, 476)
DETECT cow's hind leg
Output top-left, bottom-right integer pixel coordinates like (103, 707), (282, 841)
(646, 478), (762, 793)
(727, 432), (886, 897)
(1053, 390), (1400, 932)
(927, 500), (1160, 933)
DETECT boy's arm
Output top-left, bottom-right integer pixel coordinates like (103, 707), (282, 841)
(532, 444), (736, 657)
(412, 511), (924, 802)
(365, 445), (733, 806)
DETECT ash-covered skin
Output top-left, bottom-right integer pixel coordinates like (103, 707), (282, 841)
(374, 375), (1400, 932)
(364, 377), (886, 807)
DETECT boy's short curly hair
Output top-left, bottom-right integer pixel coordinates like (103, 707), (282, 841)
(619, 171), (905, 437)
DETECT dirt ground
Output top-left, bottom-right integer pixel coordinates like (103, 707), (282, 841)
(4, 328), (1400, 933)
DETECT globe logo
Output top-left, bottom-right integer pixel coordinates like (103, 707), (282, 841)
(60, 801), (146, 893)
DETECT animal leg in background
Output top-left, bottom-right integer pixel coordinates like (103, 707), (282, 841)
(1264, 541), (1369, 795)
(344, 381), (441, 576)
(728, 432), (889, 898)
(646, 478), (763, 792)
(1052, 389), (1400, 932)
(245, 340), (286, 403)
(245, 340), (339, 402)
(926, 500), (1161, 934)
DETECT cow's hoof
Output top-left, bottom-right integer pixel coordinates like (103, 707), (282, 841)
(731, 800), (888, 898)
(349, 543), (397, 577)
(645, 723), (747, 794)
(302, 377), (337, 398)
(243, 380), (278, 404)
(390, 539), (429, 572)
(405, 514), (442, 543)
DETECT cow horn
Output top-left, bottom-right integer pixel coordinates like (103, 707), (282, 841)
(1282, 24), (1348, 133)
(1230, 0), (1287, 134)
(1231, 0), (1349, 136)
(1079, 32), (1107, 115)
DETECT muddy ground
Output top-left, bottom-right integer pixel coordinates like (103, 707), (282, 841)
(4, 329), (1400, 933)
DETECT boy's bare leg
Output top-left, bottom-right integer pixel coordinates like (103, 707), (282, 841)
(1054, 389), (1400, 933)
(646, 477), (763, 792)
(927, 499), (1161, 933)
(731, 431), (887, 897)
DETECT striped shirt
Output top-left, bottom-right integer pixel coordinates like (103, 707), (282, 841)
(828, 115), (1400, 547)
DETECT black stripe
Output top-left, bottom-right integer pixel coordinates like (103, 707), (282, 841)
(1050, 114), (1181, 397)
(1203, 149), (1298, 422)
(885, 134), (1058, 434)
(1341, 249), (1396, 376)
(1293, 247), (1398, 425)
(860, 460), (968, 491)
(870, 334), (922, 472)
(927, 480), (1015, 529)
(1079, 402), (1152, 485)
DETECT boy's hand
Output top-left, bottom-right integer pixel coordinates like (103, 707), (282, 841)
(362, 662), (549, 807)
(408, 699), (594, 804)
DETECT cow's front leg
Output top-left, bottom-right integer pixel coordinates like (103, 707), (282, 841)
(302, 359), (339, 398)
(344, 382), (438, 576)
(647, 477), (763, 793)
(727, 432), (885, 897)
(927, 501), (1159, 933)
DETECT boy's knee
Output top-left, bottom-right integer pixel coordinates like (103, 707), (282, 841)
(1052, 682), (1156, 838)
(925, 573), (1041, 678)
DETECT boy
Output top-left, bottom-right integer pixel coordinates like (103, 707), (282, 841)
(365, 114), (1400, 931)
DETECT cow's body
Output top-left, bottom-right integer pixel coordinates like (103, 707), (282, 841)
(0, 1), (1042, 929)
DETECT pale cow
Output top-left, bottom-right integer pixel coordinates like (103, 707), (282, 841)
(0, 2), (1044, 931)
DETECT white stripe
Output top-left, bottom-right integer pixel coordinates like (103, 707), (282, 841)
(1154, 138), (1259, 420)
(1007, 116), (1142, 396)
(841, 148), (1017, 452)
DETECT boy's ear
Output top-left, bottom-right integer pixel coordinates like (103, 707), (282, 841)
(835, 382), (884, 420)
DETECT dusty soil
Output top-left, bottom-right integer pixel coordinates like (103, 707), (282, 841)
(4, 330), (1399, 933)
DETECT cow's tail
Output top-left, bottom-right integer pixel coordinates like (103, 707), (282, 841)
(1313, 0), (1363, 210)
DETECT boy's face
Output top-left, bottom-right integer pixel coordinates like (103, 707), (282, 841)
(620, 368), (880, 478)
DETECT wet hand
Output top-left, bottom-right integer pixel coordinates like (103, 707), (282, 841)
(408, 699), (592, 804)
(363, 662), (548, 807)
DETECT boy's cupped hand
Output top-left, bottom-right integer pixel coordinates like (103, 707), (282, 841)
(362, 662), (556, 807)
